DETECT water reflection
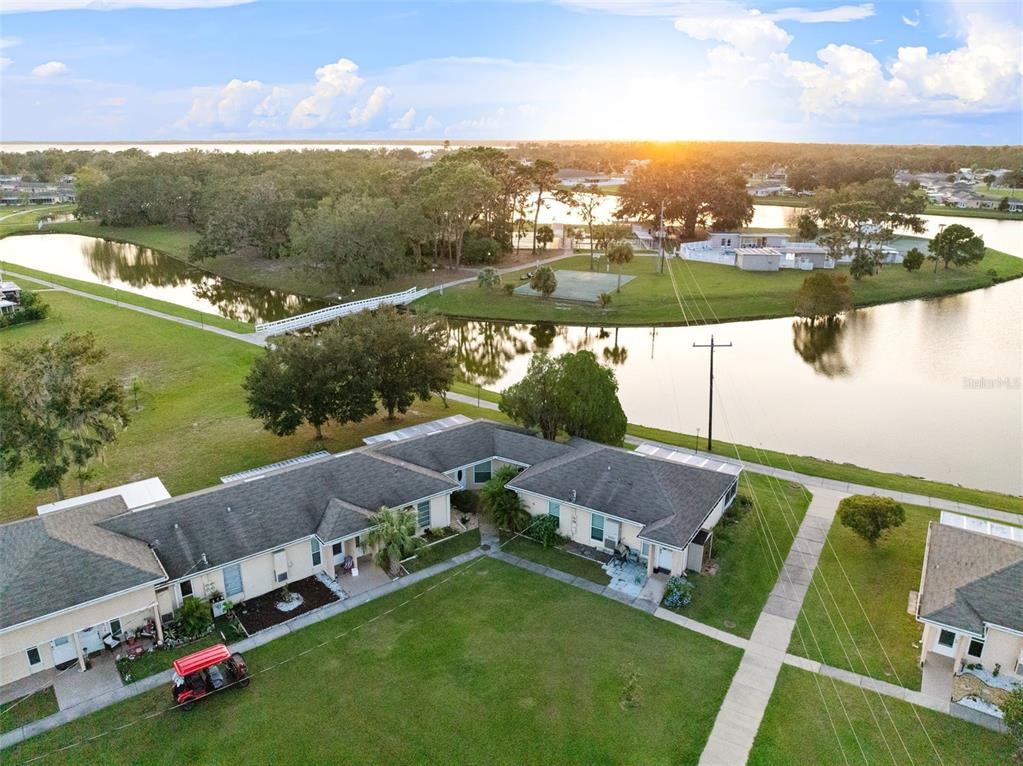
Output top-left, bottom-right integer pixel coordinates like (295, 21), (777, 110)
(0, 234), (324, 323)
(791, 320), (849, 377)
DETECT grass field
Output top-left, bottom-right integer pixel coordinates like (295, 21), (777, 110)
(403, 528), (481, 573)
(626, 423), (1022, 515)
(0, 289), (510, 523)
(788, 504), (935, 690)
(3, 561), (742, 765)
(414, 249), (1023, 326)
(748, 665), (1014, 765)
(0, 687), (59, 736)
(499, 532), (611, 585)
(680, 473), (811, 637)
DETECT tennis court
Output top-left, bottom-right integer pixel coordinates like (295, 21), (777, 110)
(514, 269), (634, 301)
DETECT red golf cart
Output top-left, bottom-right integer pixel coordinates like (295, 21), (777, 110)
(171, 644), (249, 710)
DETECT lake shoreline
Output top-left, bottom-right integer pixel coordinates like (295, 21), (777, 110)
(754, 195), (1023, 221)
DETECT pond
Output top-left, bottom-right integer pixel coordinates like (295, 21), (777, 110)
(448, 276), (1022, 495)
(0, 234), (325, 324)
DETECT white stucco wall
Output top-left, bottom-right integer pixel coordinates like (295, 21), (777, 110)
(981, 627), (1023, 679)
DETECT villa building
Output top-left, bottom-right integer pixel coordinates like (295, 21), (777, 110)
(916, 514), (1023, 721)
(679, 232), (902, 272)
(0, 418), (740, 689)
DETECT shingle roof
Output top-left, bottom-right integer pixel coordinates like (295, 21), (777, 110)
(918, 522), (1023, 635)
(102, 451), (457, 580)
(507, 443), (737, 549)
(0, 497), (165, 631)
(372, 419), (572, 473)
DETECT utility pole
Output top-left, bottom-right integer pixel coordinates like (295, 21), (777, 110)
(692, 335), (732, 450)
(657, 198), (666, 275)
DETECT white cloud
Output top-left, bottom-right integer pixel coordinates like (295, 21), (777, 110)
(389, 106), (416, 130)
(3, 1), (252, 12)
(0, 37), (21, 49)
(288, 58), (364, 129)
(422, 115), (440, 132)
(675, 11), (791, 57)
(348, 85), (391, 125)
(767, 5), (874, 23)
(176, 77), (264, 129)
(31, 61), (68, 77)
(902, 10), (920, 27)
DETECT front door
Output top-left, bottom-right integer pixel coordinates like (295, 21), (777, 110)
(657, 547), (674, 572)
(604, 519), (620, 550)
(51, 635), (76, 665)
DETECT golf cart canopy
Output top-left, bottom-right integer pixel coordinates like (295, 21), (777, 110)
(173, 644), (232, 676)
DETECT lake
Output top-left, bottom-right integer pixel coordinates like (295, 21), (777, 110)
(0, 214), (1019, 494)
(0, 234), (324, 323)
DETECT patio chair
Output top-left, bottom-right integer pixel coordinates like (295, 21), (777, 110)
(341, 555), (355, 573)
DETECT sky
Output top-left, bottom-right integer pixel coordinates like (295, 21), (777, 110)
(1, 0), (1021, 144)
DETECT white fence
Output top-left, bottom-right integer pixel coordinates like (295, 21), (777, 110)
(255, 286), (426, 336)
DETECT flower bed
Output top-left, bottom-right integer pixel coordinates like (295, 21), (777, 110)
(115, 615), (246, 684)
(235, 576), (340, 634)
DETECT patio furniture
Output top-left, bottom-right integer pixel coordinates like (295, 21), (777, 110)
(102, 632), (122, 651)
(341, 555), (355, 573)
(125, 635), (144, 659)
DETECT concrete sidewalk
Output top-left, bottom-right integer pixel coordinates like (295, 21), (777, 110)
(698, 488), (845, 765)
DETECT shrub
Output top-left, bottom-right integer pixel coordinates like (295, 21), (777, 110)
(176, 596), (213, 637)
(1001, 685), (1023, 759)
(451, 489), (480, 514)
(596, 292), (612, 309)
(477, 267), (501, 290)
(481, 466), (529, 531)
(0, 291), (49, 328)
(902, 247), (925, 272)
(462, 235), (502, 265)
(838, 495), (905, 546)
(502, 283), (515, 295)
(661, 576), (694, 609)
(530, 514), (564, 549)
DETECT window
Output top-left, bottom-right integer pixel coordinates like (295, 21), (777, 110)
(548, 501), (560, 520)
(26, 647), (41, 666)
(473, 461), (492, 483)
(590, 513), (604, 542)
(725, 482), (737, 507)
(311, 538), (322, 567)
(937, 629), (956, 648)
(417, 500), (431, 528)
(967, 639), (984, 658)
(332, 542), (343, 556)
(641, 541), (650, 561)
(223, 563), (243, 598)
(109, 619), (121, 637)
(273, 550), (288, 583)
(179, 579), (193, 599)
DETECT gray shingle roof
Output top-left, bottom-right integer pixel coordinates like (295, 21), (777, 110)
(507, 443), (737, 549)
(0, 497), (165, 631)
(918, 522), (1023, 635)
(372, 419), (572, 473)
(102, 451), (457, 580)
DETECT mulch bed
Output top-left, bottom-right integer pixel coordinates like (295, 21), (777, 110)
(235, 576), (340, 634)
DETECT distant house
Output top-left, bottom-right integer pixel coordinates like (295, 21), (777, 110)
(1006, 199), (1023, 213)
(680, 232), (895, 272)
(916, 516), (1023, 721)
(0, 280), (21, 315)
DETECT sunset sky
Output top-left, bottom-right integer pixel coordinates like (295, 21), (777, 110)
(2, 0), (1021, 143)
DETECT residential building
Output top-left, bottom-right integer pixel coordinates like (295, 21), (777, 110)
(679, 232), (899, 272)
(916, 516), (1023, 720)
(0, 419), (740, 689)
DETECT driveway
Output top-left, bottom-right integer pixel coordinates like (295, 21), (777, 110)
(920, 651), (955, 701)
(54, 654), (123, 710)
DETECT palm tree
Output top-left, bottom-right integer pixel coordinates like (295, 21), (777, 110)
(365, 506), (422, 576)
(481, 466), (530, 531)
(529, 265), (558, 299)
(606, 240), (634, 293)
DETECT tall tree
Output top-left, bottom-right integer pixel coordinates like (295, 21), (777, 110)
(792, 273), (853, 324)
(499, 351), (626, 445)
(415, 159), (500, 269)
(606, 240), (634, 292)
(365, 506), (422, 576)
(535, 224), (555, 251)
(572, 183), (603, 270)
(529, 265), (558, 299)
(527, 159), (560, 256)
(351, 306), (455, 419)
(616, 160), (753, 241)
(1, 332), (129, 500)
(243, 328), (377, 440)
(927, 224), (985, 271)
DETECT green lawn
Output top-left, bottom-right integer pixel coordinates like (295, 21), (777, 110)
(0, 289), (509, 523)
(414, 250), (1023, 326)
(627, 423), (1021, 515)
(679, 473), (811, 637)
(0, 204), (76, 236)
(748, 665), (1014, 765)
(788, 504), (935, 690)
(0, 261), (253, 333)
(4, 561), (742, 765)
(499, 532), (611, 585)
(403, 528), (481, 573)
(0, 687), (59, 736)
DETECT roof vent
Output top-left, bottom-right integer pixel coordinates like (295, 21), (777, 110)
(173, 523), (179, 529)
(571, 489), (577, 502)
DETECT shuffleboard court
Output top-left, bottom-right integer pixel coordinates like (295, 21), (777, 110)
(514, 269), (635, 301)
